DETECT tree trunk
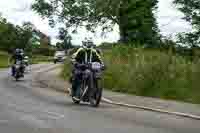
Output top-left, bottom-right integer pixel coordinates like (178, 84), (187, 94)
(118, 9), (129, 43)
(119, 23), (127, 43)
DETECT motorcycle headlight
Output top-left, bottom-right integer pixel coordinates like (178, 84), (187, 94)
(91, 62), (101, 70)
(16, 61), (21, 65)
(15, 65), (20, 69)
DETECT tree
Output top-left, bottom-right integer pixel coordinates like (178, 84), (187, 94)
(64, 35), (72, 49)
(32, 0), (159, 45)
(56, 42), (63, 50)
(0, 14), (50, 53)
(58, 27), (73, 50)
(173, 0), (200, 47)
(20, 22), (35, 50)
(0, 20), (18, 51)
(0, 18), (36, 52)
(58, 27), (68, 41)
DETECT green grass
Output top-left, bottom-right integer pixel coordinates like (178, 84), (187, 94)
(61, 45), (200, 104)
(31, 55), (53, 64)
(0, 51), (9, 68)
(0, 51), (53, 68)
(60, 59), (72, 81)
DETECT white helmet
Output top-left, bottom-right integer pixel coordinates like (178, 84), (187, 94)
(82, 37), (94, 49)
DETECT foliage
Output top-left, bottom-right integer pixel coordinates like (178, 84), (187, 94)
(32, 47), (56, 56)
(56, 27), (73, 50)
(31, 55), (53, 64)
(0, 51), (9, 68)
(60, 59), (72, 80)
(102, 45), (200, 104)
(61, 44), (200, 104)
(0, 14), (52, 54)
(98, 42), (117, 49)
(173, 0), (200, 47)
(0, 15), (35, 52)
(32, 0), (160, 46)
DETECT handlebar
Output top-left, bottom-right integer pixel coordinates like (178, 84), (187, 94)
(74, 63), (89, 69)
(71, 58), (106, 71)
(74, 63), (106, 71)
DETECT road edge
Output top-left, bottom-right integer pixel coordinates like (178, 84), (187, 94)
(35, 65), (200, 120)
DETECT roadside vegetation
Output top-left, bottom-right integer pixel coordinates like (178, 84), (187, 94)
(102, 46), (200, 104)
(0, 0), (199, 104)
(61, 44), (200, 104)
(0, 14), (55, 66)
(0, 51), (52, 68)
(31, 55), (53, 64)
(0, 51), (9, 68)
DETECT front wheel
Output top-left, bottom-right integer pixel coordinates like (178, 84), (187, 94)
(14, 72), (20, 81)
(15, 76), (19, 81)
(89, 83), (102, 107)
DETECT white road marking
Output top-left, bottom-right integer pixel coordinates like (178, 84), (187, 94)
(44, 111), (65, 119)
(102, 98), (200, 120)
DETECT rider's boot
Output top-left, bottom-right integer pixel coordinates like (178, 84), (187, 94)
(72, 80), (80, 101)
(11, 66), (15, 76)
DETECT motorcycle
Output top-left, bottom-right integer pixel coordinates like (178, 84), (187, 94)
(23, 56), (30, 73)
(71, 62), (105, 107)
(13, 60), (24, 81)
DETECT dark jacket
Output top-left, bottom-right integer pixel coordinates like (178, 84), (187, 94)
(10, 53), (24, 64)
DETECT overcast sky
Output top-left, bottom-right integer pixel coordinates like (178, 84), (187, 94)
(0, 0), (192, 45)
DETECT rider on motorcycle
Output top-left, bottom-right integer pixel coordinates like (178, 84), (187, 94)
(10, 48), (25, 76)
(71, 38), (104, 101)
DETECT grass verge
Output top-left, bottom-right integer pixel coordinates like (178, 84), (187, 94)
(61, 46), (200, 104)
(31, 55), (53, 64)
(60, 59), (71, 81)
(0, 52), (53, 67)
(0, 51), (9, 68)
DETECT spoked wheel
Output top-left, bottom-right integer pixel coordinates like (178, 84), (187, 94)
(14, 72), (19, 81)
(89, 87), (102, 107)
(15, 77), (19, 81)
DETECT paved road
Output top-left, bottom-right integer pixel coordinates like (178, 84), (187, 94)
(0, 64), (200, 133)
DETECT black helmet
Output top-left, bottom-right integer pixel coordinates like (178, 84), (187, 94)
(15, 48), (20, 53)
(15, 48), (24, 55)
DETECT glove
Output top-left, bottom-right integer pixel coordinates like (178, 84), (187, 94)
(101, 64), (106, 70)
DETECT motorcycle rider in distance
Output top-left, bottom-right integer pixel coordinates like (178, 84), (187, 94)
(71, 38), (104, 101)
(10, 48), (25, 77)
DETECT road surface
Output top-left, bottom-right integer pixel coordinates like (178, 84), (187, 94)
(0, 64), (199, 133)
